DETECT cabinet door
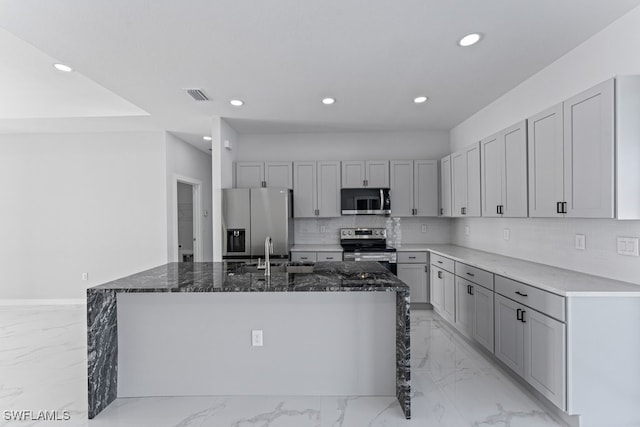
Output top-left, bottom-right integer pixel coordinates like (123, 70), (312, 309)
(465, 143), (482, 217)
(397, 263), (427, 303)
(265, 162), (293, 189)
(473, 285), (494, 353)
(440, 155), (452, 217)
(528, 104), (564, 217)
(291, 252), (317, 263)
(502, 121), (528, 217)
(235, 162), (264, 188)
(341, 161), (365, 188)
(390, 160), (414, 217)
(442, 270), (456, 324)
(524, 309), (566, 410)
(365, 160), (390, 187)
(451, 151), (468, 217)
(317, 161), (341, 217)
(414, 160), (439, 217)
(455, 277), (474, 336)
(293, 162), (317, 218)
(563, 78), (614, 218)
(481, 133), (502, 217)
(494, 294), (525, 376)
(430, 267), (444, 312)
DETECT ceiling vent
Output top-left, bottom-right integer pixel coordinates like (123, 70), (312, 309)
(186, 89), (209, 101)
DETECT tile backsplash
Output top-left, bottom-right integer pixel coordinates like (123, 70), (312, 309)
(294, 216), (452, 246)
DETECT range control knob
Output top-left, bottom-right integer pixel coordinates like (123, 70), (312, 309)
(374, 230), (379, 236)
(348, 230), (353, 235)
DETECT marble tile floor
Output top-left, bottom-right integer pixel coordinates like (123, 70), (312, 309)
(0, 304), (567, 427)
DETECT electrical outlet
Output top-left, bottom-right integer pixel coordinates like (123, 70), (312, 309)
(251, 330), (263, 347)
(617, 237), (639, 256)
(81, 272), (88, 281)
(319, 225), (326, 233)
(464, 225), (470, 236)
(503, 229), (510, 241)
(421, 224), (428, 233)
(575, 234), (586, 250)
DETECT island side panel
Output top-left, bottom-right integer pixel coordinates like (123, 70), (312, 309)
(396, 289), (411, 419)
(87, 289), (119, 419)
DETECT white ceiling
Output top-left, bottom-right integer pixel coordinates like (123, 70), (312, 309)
(1, 0), (639, 151)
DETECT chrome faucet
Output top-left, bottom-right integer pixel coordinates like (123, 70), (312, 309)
(264, 236), (273, 277)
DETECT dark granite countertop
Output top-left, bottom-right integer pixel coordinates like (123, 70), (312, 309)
(88, 261), (409, 293)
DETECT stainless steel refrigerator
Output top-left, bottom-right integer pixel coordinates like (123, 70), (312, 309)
(222, 188), (293, 258)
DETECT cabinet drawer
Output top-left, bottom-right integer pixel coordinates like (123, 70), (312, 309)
(455, 262), (494, 291)
(291, 252), (317, 263)
(317, 252), (342, 262)
(430, 253), (454, 273)
(495, 275), (565, 322)
(397, 251), (428, 263)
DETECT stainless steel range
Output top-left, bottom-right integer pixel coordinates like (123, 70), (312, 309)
(340, 227), (397, 274)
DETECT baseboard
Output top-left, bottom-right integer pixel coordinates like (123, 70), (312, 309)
(0, 299), (86, 306)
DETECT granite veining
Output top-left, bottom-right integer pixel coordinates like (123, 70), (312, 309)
(87, 261), (411, 419)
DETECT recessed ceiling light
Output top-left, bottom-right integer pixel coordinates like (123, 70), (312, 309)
(458, 33), (482, 47)
(230, 99), (244, 107)
(322, 97), (336, 105)
(413, 96), (429, 104)
(53, 63), (73, 72)
(203, 136), (212, 141)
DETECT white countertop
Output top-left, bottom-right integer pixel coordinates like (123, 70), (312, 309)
(422, 244), (640, 297)
(290, 244), (343, 252)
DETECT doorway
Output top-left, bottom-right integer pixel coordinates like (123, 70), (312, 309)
(174, 176), (203, 262)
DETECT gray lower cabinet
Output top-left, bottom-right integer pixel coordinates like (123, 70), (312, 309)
(454, 274), (494, 353)
(494, 293), (566, 410)
(430, 265), (455, 324)
(397, 263), (428, 303)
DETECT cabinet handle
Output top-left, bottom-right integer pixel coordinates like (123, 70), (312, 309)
(424, 265), (428, 272)
(440, 208), (444, 215)
(467, 284), (470, 294)
(466, 272), (475, 277)
(409, 256), (416, 259)
(301, 257), (308, 260)
(499, 205), (504, 215)
(556, 202), (562, 214)
(521, 310), (526, 323)
(563, 202), (568, 214)
(437, 261), (443, 264)
(325, 257), (333, 260)
(470, 285), (474, 295)
(516, 308), (523, 321)
(437, 271), (443, 279)
(515, 291), (528, 297)
(497, 205), (500, 215)
(462, 207), (467, 215)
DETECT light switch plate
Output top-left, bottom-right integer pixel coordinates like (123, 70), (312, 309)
(421, 224), (428, 233)
(617, 237), (639, 256)
(465, 225), (470, 236)
(503, 229), (510, 241)
(575, 234), (586, 250)
(319, 225), (326, 233)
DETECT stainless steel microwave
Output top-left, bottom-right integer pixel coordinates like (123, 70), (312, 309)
(341, 188), (391, 215)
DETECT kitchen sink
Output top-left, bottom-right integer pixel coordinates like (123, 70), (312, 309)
(239, 262), (314, 274)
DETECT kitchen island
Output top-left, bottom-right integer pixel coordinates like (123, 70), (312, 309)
(87, 261), (410, 419)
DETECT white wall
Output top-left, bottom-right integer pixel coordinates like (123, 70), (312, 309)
(237, 130), (450, 161)
(166, 132), (213, 262)
(449, 6), (640, 285)
(0, 131), (168, 299)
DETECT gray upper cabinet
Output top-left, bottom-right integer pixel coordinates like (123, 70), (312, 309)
(528, 78), (615, 218)
(528, 104), (565, 217)
(341, 160), (389, 188)
(563, 79), (614, 218)
(390, 160), (438, 217)
(481, 120), (528, 217)
(235, 162), (264, 188)
(452, 142), (481, 217)
(440, 155), (452, 217)
(293, 161), (341, 218)
(235, 161), (293, 189)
